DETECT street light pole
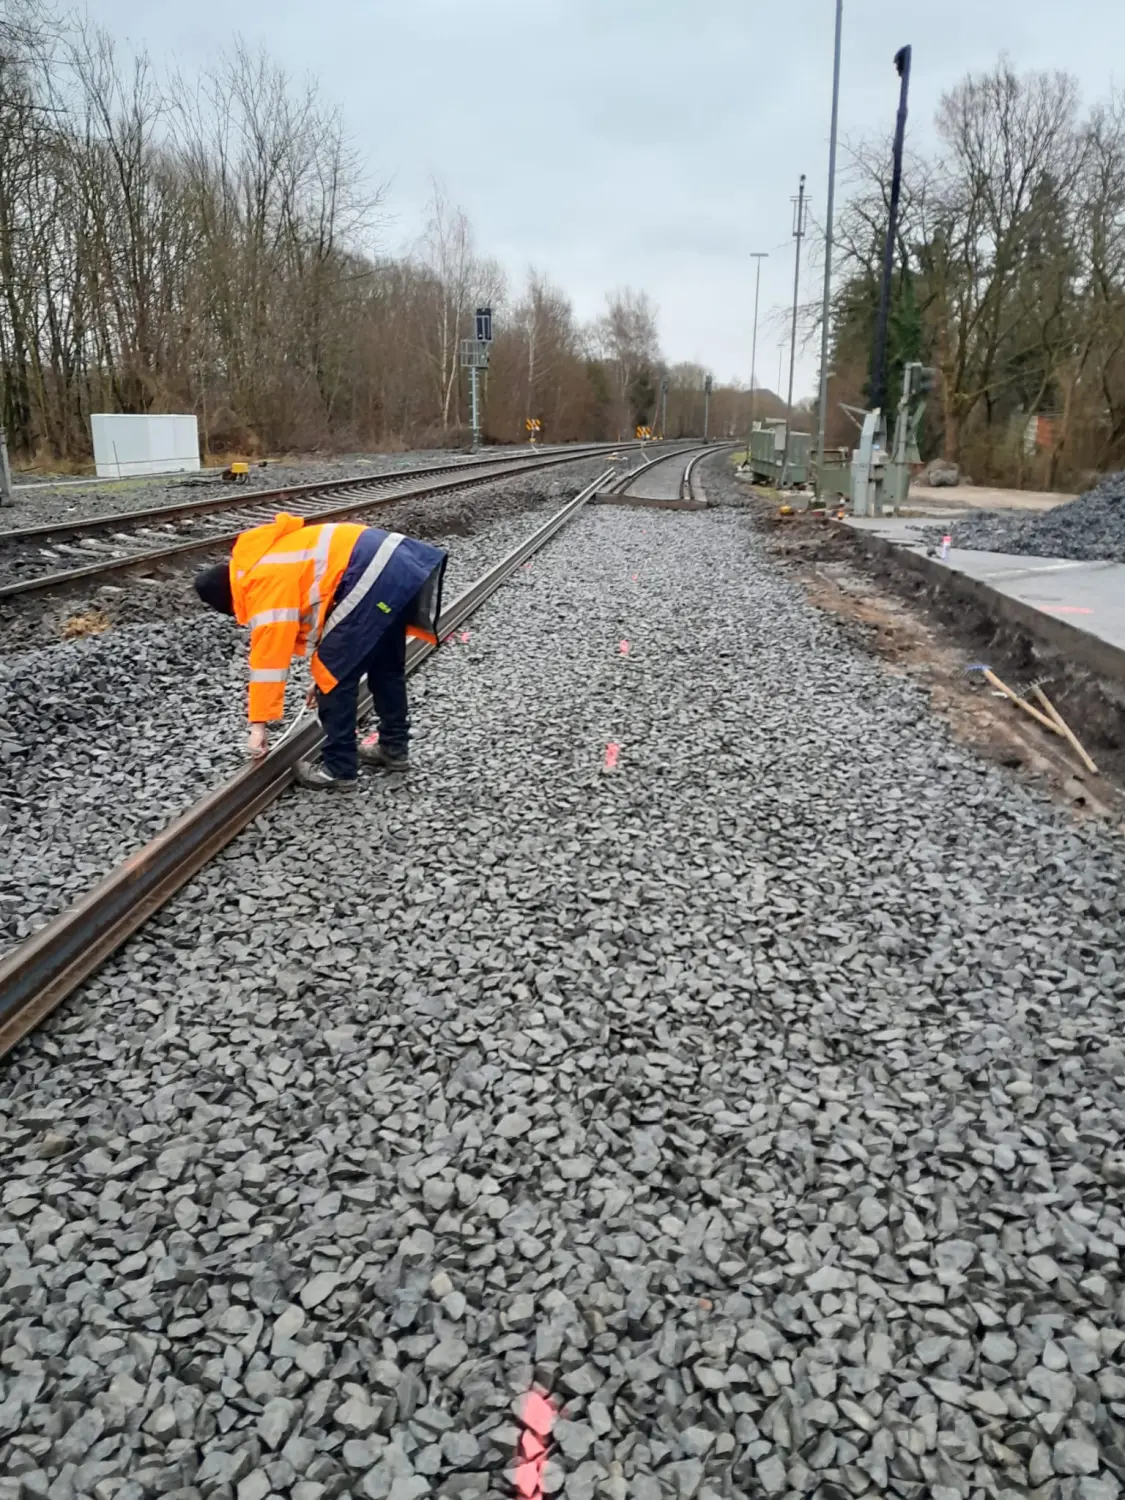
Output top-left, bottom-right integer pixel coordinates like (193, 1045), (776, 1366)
(740, 252), (769, 470)
(815, 0), (844, 500)
(780, 175), (808, 487)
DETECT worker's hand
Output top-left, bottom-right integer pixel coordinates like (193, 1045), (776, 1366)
(248, 723), (269, 759)
(305, 684), (318, 710)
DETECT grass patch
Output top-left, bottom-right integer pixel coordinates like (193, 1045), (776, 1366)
(61, 609), (111, 639)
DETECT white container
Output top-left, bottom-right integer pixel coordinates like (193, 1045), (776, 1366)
(90, 414), (201, 479)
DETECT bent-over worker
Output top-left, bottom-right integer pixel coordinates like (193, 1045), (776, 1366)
(194, 512), (447, 791)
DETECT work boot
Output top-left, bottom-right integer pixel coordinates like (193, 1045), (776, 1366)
(294, 758), (357, 792)
(358, 737), (410, 772)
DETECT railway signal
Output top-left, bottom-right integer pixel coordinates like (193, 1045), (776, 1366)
(461, 333), (491, 453)
(525, 418), (542, 447)
(635, 425), (652, 443)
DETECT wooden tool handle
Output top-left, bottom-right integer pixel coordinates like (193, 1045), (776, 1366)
(982, 669), (1062, 735)
(1031, 685), (1099, 775)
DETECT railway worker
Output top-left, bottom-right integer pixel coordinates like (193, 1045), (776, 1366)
(193, 512), (447, 792)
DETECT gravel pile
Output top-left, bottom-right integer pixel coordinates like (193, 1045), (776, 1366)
(931, 470), (1125, 562)
(3, 455), (1125, 1498)
(0, 467), (610, 955)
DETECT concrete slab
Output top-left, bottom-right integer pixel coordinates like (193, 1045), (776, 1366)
(843, 517), (1125, 670)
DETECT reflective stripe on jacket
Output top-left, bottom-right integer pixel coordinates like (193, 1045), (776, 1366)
(228, 513), (446, 722)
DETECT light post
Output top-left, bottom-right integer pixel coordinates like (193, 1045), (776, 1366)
(780, 174), (808, 487)
(740, 252), (769, 470)
(815, 0), (844, 500)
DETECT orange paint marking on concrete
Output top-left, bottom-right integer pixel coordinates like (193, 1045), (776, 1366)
(604, 742), (620, 771)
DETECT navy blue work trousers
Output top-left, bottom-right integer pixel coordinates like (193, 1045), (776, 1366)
(317, 625), (408, 780)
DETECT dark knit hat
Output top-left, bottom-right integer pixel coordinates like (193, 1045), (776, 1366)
(194, 561), (234, 617)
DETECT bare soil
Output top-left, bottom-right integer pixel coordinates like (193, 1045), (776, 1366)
(757, 507), (1125, 826)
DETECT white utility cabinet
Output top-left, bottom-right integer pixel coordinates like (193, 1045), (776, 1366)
(90, 414), (201, 479)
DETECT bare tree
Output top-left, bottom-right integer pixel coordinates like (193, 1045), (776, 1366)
(597, 288), (661, 437)
(0, 13), (669, 461)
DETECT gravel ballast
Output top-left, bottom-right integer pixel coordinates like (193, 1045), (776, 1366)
(3, 454), (1125, 1498)
(933, 469), (1125, 562)
(0, 465), (613, 955)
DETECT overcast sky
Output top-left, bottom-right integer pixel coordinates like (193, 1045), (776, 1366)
(84, 0), (1121, 398)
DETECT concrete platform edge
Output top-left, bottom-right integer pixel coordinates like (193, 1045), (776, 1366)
(847, 525), (1125, 688)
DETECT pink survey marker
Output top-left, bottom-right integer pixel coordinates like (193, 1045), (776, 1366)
(514, 1390), (557, 1498)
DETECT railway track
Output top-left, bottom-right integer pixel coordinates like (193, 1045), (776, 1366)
(682, 446), (716, 502)
(599, 441), (725, 500)
(0, 441), (656, 601)
(0, 448), (711, 1058)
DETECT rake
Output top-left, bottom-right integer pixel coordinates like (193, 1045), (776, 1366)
(964, 663), (1098, 775)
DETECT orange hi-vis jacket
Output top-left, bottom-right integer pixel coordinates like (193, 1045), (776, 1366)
(229, 513), (446, 723)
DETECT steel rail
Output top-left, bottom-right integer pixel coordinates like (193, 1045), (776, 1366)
(604, 442), (703, 495)
(0, 445), (653, 603)
(680, 444), (732, 502)
(0, 441), (638, 547)
(0, 467), (615, 1061)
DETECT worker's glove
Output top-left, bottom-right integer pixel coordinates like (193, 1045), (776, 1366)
(248, 723), (269, 759)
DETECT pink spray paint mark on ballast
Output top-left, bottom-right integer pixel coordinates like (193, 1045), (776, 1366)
(459, 630), (471, 643)
(619, 640), (630, 656)
(514, 1391), (557, 1500)
(604, 742), (620, 771)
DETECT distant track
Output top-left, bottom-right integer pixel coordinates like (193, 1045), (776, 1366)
(0, 442), (650, 602)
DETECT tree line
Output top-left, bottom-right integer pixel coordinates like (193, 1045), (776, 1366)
(830, 58), (1125, 490)
(0, 3), (762, 464)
